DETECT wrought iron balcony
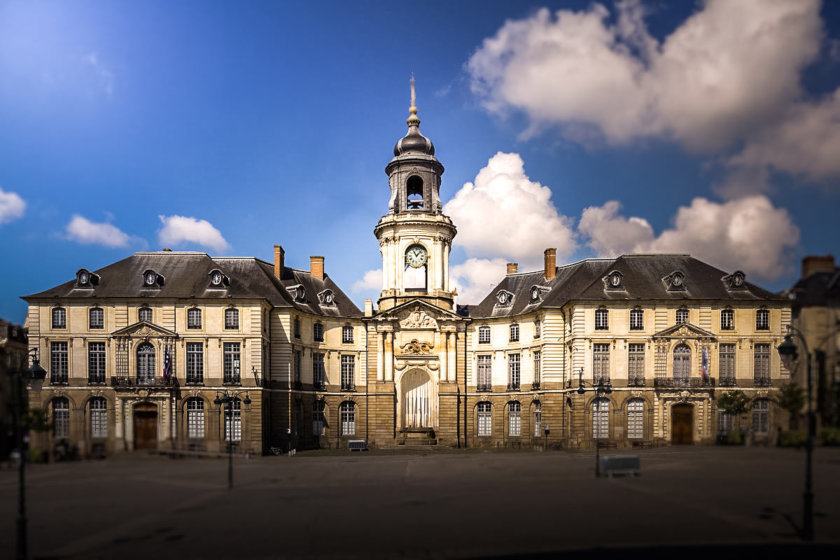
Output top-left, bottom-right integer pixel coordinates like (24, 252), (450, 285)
(628, 376), (646, 387)
(654, 377), (715, 389)
(754, 376), (772, 387)
(50, 375), (68, 385)
(718, 377), (737, 387)
(111, 376), (171, 388)
(313, 380), (326, 391)
(531, 381), (541, 391)
(476, 384), (492, 392)
(223, 375), (241, 386)
(593, 375), (611, 386)
(87, 376), (106, 385)
(292, 380), (302, 390)
(506, 382), (520, 392)
(341, 382), (356, 392)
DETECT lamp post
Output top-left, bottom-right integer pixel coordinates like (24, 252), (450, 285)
(214, 390), (251, 490)
(777, 326), (815, 541)
(12, 348), (47, 560)
(577, 368), (612, 477)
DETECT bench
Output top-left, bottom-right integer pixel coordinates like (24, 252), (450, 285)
(348, 440), (368, 452)
(600, 454), (640, 477)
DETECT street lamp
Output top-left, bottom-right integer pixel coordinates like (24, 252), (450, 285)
(11, 348), (47, 560)
(214, 390), (251, 490)
(777, 326), (815, 541)
(577, 368), (612, 477)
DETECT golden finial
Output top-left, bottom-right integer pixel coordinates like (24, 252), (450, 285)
(407, 74), (420, 127)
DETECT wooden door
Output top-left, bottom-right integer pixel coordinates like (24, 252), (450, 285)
(671, 404), (693, 445)
(133, 403), (158, 450)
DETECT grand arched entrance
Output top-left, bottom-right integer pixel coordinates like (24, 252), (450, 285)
(671, 403), (694, 445)
(133, 402), (158, 450)
(402, 369), (433, 428)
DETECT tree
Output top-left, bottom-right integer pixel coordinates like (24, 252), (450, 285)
(776, 382), (805, 430)
(717, 390), (751, 432)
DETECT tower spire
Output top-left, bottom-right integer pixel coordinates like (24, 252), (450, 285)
(407, 74), (420, 127)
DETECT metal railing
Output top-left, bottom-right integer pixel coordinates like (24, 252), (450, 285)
(754, 376), (772, 387)
(628, 376), (646, 387)
(719, 377), (737, 387)
(476, 384), (492, 392)
(654, 377), (715, 388)
(506, 382), (520, 392)
(111, 376), (171, 388)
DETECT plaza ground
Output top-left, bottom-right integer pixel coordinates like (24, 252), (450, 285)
(1, 446), (839, 559)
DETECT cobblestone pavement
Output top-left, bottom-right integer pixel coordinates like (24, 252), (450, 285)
(1, 446), (838, 559)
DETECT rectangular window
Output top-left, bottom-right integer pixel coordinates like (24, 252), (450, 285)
(187, 308), (202, 329)
(534, 320), (541, 339)
(595, 309), (608, 331)
(752, 400), (769, 435)
(718, 410), (734, 434)
(138, 307), (152, 323)
(88, 342), (106, 384)
(90, 398), (107, 439)
(627, 399), (644, 439)
(340, 403), (355, 436)
(756, 309), (769, 331)
(719, 343), (736, 385)
(293, 350), (302, 386)
(630, 309), (643, 330)
(508, 353), (520, 391)
(533, 351), (541, 385)
(51, 341), (68, 384)
(312, 402), (325, 436)
(313, 323), (324, 342)
(478, 326), (490, 344)
(223, 342), (241, 384)
(294, 317), (301, 338)
(186, 342), (204, 384)
(754, 343), (770, 385)
(593, 343), (610, 384)
(593, 399), (609, 439)
(52, 307), (66, 329)
(676, 308), (689, 325)
(477, 402), (492, 436)
(89, 308), (104, 329)
(53, 399), (70, 438)
(187, 399), (205, 439)
(313, 352), (325, 389)
(628, 343), (644, 386)
(225, 308), (239, 330)
(342, 326), (354, 344)
(477, 355), (492, 391)
(509, 324), (519, 342)
(534, 403), (542, 437)
(508, 402), (521, 437)
(721, 308), (734, 330)
(341, 355), (355, 391)
(224, 400), (241, 442)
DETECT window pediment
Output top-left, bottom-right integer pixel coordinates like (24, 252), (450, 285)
(317, 289), (336, 306)
(663, 271), (686, 291)
(496, 289), (514, 307)
(722, 270), (747, 290)
(287, 284), (306, 303)
(208, 269), (229, 288)
(604, 270), (624, 290)
(142, 269), (163, 288)
(76, 268), (99, 288)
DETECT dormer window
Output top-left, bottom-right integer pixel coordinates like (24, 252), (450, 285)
(318, 289), (336, 306)
(529, 285), (550, 303)
(287, 285), (306, 303)
(723, 271), (747, 290)
(605, 270), (623, 290)
(496, 290), (514, 307)
(664, 271), (686, 291)
(143, 270), (162, 288)
(76, 268), (99, 288)
(209, 269), (229, 288)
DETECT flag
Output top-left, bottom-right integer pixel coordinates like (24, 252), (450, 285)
(163, 346), (172, 382)
(701, 347), (709, 381)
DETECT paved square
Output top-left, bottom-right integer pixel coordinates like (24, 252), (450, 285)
(1, 447), (839, 559)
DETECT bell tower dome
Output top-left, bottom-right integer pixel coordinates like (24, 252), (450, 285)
(374, 77), (457, 312)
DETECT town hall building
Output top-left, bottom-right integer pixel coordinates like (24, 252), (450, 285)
(23, 82), (792, 455)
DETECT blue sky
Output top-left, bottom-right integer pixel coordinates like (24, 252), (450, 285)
(1, 0), (839, 323)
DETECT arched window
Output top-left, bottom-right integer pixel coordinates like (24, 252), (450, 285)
(752, 399), (769, 435)
(340, 402), (355, 436)
(224, 398), (241, 442)
(673, 344), (691, 384)
(406, 175), (424, 210)
(478, 326), (490, 344)
(138, 306), (152, 323)
(627, 399), (644, 439)
(89, 307), (104, 330)
(137, 343), (155, 385)
(477, 402), (492, 437)
(533, 402), (542, 437)
(313, 401), (326, 436)
(187, 398), (205, 439)
(509, 323), (519, 342)
(52, 307), (66, 329)
(508, 401), (521, 437)
(225, 308), (239, 330)
(53, 397), (70, 438)
(90, 397), (107, 439)
(592, 398), (609, 439)
(676, 307), (689, 325)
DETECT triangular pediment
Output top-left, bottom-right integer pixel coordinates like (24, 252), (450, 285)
(111, 321), (179, 339)
(652, 322), (716, 341)
(374, 299), (465, 325)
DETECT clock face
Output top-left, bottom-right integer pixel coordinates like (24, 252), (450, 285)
(610, 273), (621, 286)
(405, 245), (427, 268)
(145, 272), (156, 286)
(79, 272), (89, 285)
(211, 271), (223, 285)
(733, 273), (744, 287)
(672, 274), (683, 286)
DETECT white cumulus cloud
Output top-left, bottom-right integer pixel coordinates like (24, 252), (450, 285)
(451, 257), (510, 305)
(443, 152), (576, 265)
(467, 0), (821, 152)
(158, 215), (229, 253)
(352, 269), (383, 292)
(65, 214), (130, 247)
(0, 188), (25, 224)
(578, 196), (800, 280)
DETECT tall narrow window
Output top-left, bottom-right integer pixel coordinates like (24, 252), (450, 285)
(342, 325), (354, 344)
(595, 309), (608, 331)
(756, 308), (769, 331)
(90, 397), (107, 439)
(225, 308), (239, 330)
(676, 308), (689, 325)
(136, 343), (155, 385)
(478, 326), (490, 344)
(673, 344), (691, 385)
(509, 323), (519, 342)
(340, 402), (355, 436)
(52, 307), (66, 329)
(313, 322), (324, 342)
(312, 401), (326, 436)
(224, 399), (241, 442)
(294, 317), (301, 338)
(313, 352), (325, 389)
(721, 308), (734, 330)
(138, 306), (152, 323)
(340, 355), (355, 391)
(52, 397), (70, 438)
(752, 399), (769, 434)
(293, 350), (302, 387)
(477, 355), (492, 391)
(754, 343), (770, 386)
(718, 410), (734, 434)
(187, 398), (205, 439)
(477, 402), (492, 436)
(719, 343), (736, 385)
(593, 343), (610, 384)
(51, 341), (69, 384)
(508, 353), (520, 391)
(88, 342), (106, 384)
(628, 343), (644, 386)
(533, 402), (542, 437)
(534, 320), (541, 339)
(223, 342), (241, 384)
(593, 398), (609, 439)
(533, 351), (541, 388)
(406, 175), (424, 210)
(186, 342), (204, 384)
(508, 402), (521, 437)
(187, 308), (202, 329)
(630, 309), (643, 330)
(89, 307), (104, 330)
(627, 399), (644, 439)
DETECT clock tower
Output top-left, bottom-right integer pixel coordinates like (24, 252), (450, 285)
(374, 78), (457, 312)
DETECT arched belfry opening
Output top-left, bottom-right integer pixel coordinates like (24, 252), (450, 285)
(406, 175), (424, 210)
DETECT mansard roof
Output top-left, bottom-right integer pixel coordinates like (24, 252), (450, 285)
(23, 251), (362, 318)
(786, 268), (840, 308)
(469, 254), (785, 319)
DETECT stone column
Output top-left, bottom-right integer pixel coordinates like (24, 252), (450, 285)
(385, 331), (394, 382)
(440, 332), (448, 382)
(447, 332), (456, 383)
(377, 331), (384, 381)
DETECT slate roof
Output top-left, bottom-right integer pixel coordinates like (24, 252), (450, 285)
(468, 254), (786, 319)
(23, 252), (362, 318)
(786, 268), (840, 308)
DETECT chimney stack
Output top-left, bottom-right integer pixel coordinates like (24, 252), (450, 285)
(310, 256), (324, 281)
(544, 248), (556, 281)
(273, 245), (285, 279)
(801, 255), (835, 279)
(364, 299), (373, 317)
(506, 262), (518, 275)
